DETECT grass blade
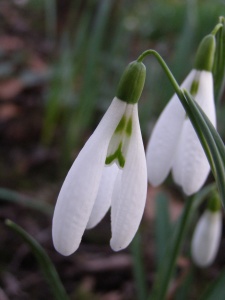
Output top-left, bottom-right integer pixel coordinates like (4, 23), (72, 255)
(199, 268), (225, 300)
(155, 192), (171, 269)
(0, 188), (53, 216)
(5, 219), (68, 300)
(130, 232), (148, 300)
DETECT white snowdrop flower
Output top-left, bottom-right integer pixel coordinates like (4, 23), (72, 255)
(191, 196), (222, 267)
(52, 61), (147, 256)
(146, 34), (217, 195)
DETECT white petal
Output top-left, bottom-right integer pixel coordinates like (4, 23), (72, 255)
(172, 71), (216, 195)
(191, 210), (222, 267)
(110, 104), (147, 251)
(171, 137), (183, 186)
(194, 70), (216, 127)
(146, 70), (196, 186)
(86, 164), (119, 229)
(172, 119), (210, 195)
(52, 97), (126, 256)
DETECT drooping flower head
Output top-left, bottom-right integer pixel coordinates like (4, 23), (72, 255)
(146, 34), (216, 195)
(52, 60), (148, 256)
(191, 194), (222, 267)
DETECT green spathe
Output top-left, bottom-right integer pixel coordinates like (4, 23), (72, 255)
(194, 34), (216, 71)
(207, 193), (221, 212)
(116, 61), (146, 104)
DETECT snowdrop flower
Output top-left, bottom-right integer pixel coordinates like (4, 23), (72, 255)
(146, 34), (216, 195)
(52, 61), (147, 256)
(191, 196), (222, 267)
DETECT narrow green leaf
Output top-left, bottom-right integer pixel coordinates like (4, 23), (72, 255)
(149, 197), (195, 300)
(191, 99), (225, 166)
(175, 267), (195, 300)
(155, 192), (171, 269)
(5, 220), (68, 300)
(183, 90), (225, 206)
(130, 232), (148, 300)
(213, 16), (225, 103)
(149, 184), (215, 300)
(0, 188), (53, 216)
(199, 268), (225, 300)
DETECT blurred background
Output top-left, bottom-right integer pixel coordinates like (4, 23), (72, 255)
(0, 0), (225, 299)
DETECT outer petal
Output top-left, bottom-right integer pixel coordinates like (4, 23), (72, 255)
(172, 71), (216, 195)
(52, 97), (126, 256)
(110, 104), (147, 251)
(172, 120), (210, 195)
(86, 164), (119, 229)
(191, 210), (222, 267)
(146, 70), (196, 186)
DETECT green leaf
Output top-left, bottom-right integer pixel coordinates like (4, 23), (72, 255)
(149, 185), (216, 300)
(5, 220), (68, 300)
(149, 197), (195, 300)
(213, 16), (225, 103)
(0, 188), (53, 216)
(130, 232), (148, 300)
(199, 268), (225, 300)
(155, 192), (171, 269)
(175, 267), (195, 300)
(183, 90), (225, 206)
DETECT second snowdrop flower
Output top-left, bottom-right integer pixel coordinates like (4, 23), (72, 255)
(191, 195), (222, 267)
(146, 34), (217, 195)
(52, 61), (147, 256)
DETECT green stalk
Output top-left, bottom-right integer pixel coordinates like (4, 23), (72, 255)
(149, 197), (195, 300)
(130, 232), (148, 300)
(213, 16), (225, 102)
(5, 220), (68, 300)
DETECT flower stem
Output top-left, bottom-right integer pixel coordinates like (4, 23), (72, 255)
(137, 50), (184, 100)
(211, 23), (223, 36)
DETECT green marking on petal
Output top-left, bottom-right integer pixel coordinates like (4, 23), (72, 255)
(115, 115), (126, 133)
(190, 80), (199, 96)
(105, 142), (125, 168)
(126, 117), (132, 136)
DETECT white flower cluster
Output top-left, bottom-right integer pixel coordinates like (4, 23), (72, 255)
(52, 34), (222, 257)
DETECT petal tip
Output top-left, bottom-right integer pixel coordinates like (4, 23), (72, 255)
(52, 239), (78, 256)
(110, 238), (126, 252)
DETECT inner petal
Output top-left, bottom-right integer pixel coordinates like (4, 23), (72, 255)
(105, 105), (134, 168)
